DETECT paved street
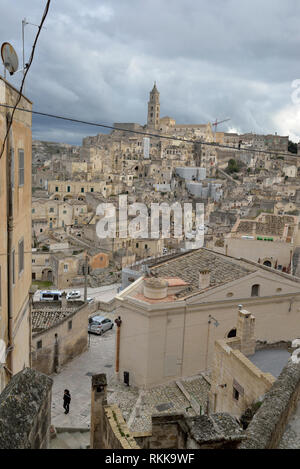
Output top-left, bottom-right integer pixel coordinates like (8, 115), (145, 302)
(33, 283), (121, 303)
(51, 320), (117, 428)
(50, 314), (209, 432)
(49, 282), (210, 432)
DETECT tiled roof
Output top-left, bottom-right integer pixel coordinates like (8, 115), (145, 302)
(32, 306), (80, 334)
(150, 248), (252, 298)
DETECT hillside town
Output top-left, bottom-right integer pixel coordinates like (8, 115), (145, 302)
(1, 0), (300, 454)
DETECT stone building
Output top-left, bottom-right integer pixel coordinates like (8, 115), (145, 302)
(209, 307), (275, 417)
(31, 298), (96, 375)
(224, 213), (298, 272)
(0, 76), (32, 392)
(147, 82), (160, 130)
(32, 197), (89, 236)
(116, 248), (300, 388)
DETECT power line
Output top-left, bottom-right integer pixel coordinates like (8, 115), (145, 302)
(0, 0), (51, 160)
(0, 103), (298, 161)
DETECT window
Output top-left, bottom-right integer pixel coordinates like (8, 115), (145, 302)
(251, 284), (260, 297)
(67, 186), (71, 192)
(227, 328), (237, 338)
(91, 188), (94, 193)
(81, 188), (84, 193)
(233, 388), (240, 401)
(18, 239), (24, 274)
(63, 210), (67, 214)
(64, 264), (68, 272)
(49, 207), (54, 213)
(55, 186), (59, 192)
(68, 320), (72, 331)
(18, 150), (24, 186)
(37, 340), (42, 349)
(32, 208), (35, 214)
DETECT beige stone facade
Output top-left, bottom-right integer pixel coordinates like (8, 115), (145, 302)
(116, 249), (300, 388)
(209, 308), (275, 417)
(0, 76), (32, 391)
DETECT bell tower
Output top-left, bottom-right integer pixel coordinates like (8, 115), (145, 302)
(147, 82), (160, 129)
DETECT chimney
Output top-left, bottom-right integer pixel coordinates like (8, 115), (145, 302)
(236, 307), (256, 356)
(144, 278), (168, 299)
(90, 374), (107, 449)
(199, 269), (211, 290)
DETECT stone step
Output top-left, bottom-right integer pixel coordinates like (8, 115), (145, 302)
(50, 431), (90, 449)
(49, 436), (71, 449)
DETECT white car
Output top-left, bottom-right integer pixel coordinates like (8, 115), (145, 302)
(66, 290), (81, 300)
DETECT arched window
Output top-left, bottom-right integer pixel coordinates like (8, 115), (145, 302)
(263, 260), (272, 268)
(227, 328), (237, 338)
(251, 284), (260, 297)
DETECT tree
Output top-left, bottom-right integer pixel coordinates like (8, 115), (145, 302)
(288, 140), (298, 154)
(226, 159), (239, 174)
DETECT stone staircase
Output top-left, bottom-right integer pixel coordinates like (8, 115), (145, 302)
(50, 427), (90, 449)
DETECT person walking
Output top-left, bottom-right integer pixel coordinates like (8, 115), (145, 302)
(63, 389), (71, 414)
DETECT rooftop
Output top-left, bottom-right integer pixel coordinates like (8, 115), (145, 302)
(249, 348), (291, 378)
(32, 302), (84, 334)
(149, 248), (253, 298)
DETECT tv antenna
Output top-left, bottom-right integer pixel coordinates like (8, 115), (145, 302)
(1, 42), (19, 78)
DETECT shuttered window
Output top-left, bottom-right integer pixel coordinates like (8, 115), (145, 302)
(18, 149), (24, 186)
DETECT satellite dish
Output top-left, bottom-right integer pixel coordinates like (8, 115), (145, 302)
(1, 42), (19, 76)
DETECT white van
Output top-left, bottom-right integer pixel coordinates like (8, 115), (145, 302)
(40, 290), (62, 301)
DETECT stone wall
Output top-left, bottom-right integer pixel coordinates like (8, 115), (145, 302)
(0, 368), (52, 449)
(135, 413), (245, 450)
(239, 359), (300, 449)
(210, 338), (275, 417)
(32, 302), (96, 375)
(90, 373), (139, 449)
(102, 404), (140, 449)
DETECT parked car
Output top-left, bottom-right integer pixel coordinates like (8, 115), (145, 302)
(86, 297), (94, 304)
(88, 315), (114, 335)
(66, 290), (81, 300)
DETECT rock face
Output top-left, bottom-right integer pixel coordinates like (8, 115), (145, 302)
(32, 140), (80, 164)
(0, 368), (53, 449)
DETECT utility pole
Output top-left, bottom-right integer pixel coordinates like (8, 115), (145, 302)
(84, 254), (88, 302)
(115, 316), (122, 373)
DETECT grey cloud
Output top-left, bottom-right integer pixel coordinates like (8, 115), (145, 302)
(1, 0), (300, 144)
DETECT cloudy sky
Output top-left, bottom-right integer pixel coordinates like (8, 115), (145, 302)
(1, 0), (300, 144)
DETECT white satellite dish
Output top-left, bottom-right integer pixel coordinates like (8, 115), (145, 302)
(0, 339), (6, 364)
(1, 42), (19, 76)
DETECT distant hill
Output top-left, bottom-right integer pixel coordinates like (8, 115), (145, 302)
(32, 140), (80, 164)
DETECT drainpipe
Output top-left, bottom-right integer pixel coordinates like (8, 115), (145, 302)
(6, 112), (14, 376)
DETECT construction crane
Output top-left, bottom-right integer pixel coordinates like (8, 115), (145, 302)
(212, 118), (231, 135)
